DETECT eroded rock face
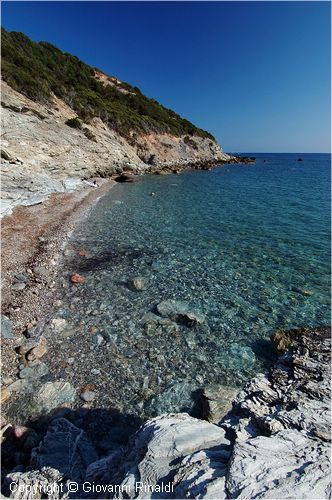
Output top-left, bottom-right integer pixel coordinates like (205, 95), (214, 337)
(2, 327), (330, 499)
(84, 413), (231, 499)
(227, 430), (331, 499)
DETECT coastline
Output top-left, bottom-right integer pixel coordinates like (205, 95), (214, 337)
(1, 159), (330, 499)
(1, 178), (116, 385)
(1, 155), (252, 395)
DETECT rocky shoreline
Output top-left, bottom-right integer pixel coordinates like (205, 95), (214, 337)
(2, 75), (328, 500)
(1, 79), (254, 218)
(1, 326), (330, 498)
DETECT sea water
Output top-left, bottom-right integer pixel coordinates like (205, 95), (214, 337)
(51, 153), (330, 417)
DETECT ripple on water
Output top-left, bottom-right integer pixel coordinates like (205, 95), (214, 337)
(47, 153), (330, 417)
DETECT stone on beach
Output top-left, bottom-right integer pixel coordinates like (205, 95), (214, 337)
(70, 273), (85, 284)
(11, 282), (26, 291)
(1, 315), (14, 339)
(80, 391), (97, 402)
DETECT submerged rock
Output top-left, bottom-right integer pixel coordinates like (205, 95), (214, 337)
(19, 361), (49, 381)
(144, 381), (201, 417)
(70, 273), (85, 284)
(129, 276), (146, 291)
(80, 391), (97, 403)
(34, 381), (76, 413)
(216, 343), (256, 373)
(156, 299), (205, 326)
(12, 282), (26, 291)
(14, 273), (29, 283)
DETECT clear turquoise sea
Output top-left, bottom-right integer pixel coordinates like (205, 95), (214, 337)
(55, 153), (330, 416)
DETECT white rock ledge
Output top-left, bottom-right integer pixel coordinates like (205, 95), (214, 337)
(2, 329), (330, 499)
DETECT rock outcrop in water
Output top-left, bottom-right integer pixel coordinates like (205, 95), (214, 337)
(2, 326), (330, 499)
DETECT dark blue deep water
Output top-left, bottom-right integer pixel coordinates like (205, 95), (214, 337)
(52, 153), (330, 416)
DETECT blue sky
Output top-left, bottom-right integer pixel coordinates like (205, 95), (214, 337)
(2, 1), (331, 153)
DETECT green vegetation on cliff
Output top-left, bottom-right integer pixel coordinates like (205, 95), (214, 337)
(1, 28), (214, 140)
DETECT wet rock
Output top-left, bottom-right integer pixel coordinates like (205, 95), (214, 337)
(90, 368), (101, 375)
(12, 282), (26, 291)
(70, 273), (85, 284)
(34, 381), (76, 413)
(31, 418), (98, 482)
(202, 385), (239, 423)
(1, 315), (14, 339)
(92, 333), (104, 346)
(78, 248), (89, 257)
(130, 276), (146, 291)
(156, 299), (205, 326)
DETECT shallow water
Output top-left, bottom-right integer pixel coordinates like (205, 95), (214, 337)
(50, 153), (330, 417)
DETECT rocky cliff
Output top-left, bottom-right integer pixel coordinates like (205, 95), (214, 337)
(1, 80), (230, 217)
(1, 29), (232, 217)
(2, 326), (330, 499)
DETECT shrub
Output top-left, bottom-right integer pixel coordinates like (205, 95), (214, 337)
(83, 127), (97, 142)
(1, 27), (216, 141)
(65, 117), (82, 129)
